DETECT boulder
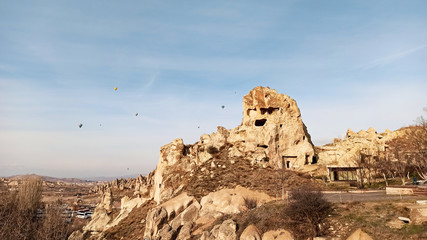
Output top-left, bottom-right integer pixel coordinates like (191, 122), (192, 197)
(158, 224), (177, 240)
(262, 229), (294, 240)
(176, 222), (193, 240)
(240, 224), (262, 240)
(346, 228), (373, 240)
(159, 193), (197, 220)
(198, 186), (273, 225)
(170, 201), (201, 231)
(144, 207), (168, 239)
(144, 193), (198, 240)
(408, 205), (427, 225)
(210, 219), (237, 240)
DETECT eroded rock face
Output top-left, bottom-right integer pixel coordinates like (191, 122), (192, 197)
(197, 186), (273, 225)
(316, 127), (403, 168)
(83, 188), (114, 233)
(144, 193), (199, 240)
(201, 219), (237, 240)
(152, 86), (315, 203)
(144, 207), (168, 240)
(106, 196), (149, 228)
(236, 86), (315, 169)
(92, 172), (155, 197)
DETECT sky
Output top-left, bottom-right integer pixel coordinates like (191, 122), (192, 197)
(1, 1), (426, 179)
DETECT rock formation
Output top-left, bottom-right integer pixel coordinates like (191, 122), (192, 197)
(69, 86), (411, 240)
(346, 228), (373, 240)
(261, 229), (294, 240)
(201, 219), (237, 240)
(316, 127), (403, 168)
(83, 188), (113, 233)
(153, 86), (315, 203)
(197, 186), (273, 225)
(240, 224), (262, 240)
(92, 172), (155, 197)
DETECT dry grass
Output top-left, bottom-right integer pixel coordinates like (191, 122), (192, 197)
(163, 144), (320, 200)
(103, 200), (156, 240)
(330, 201), (427, 240)
(243, 197), (258, 210)
(191, 199), (427, 240)
(194, 200), (289, 239)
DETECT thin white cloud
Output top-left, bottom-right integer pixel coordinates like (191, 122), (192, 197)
(144, 72), (158, 91)
(359, 44), (427, 70)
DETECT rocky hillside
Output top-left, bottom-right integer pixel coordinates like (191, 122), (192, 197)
(68, 86), (418, 240)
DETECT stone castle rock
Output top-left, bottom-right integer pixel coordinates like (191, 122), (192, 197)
(153, 86), (315, 203)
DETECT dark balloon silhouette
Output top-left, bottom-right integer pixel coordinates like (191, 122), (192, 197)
(135, 113), (138, 116)
(78, 123), (83, 128)
(221, 105), (225, 109)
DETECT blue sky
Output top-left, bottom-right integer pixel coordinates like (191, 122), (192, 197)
(1, 1), (426, 178)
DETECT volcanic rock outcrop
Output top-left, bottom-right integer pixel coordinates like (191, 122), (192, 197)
(315, 127), (402, 167)
(153, 86), (315, 203)
(69, 86), (408, 240)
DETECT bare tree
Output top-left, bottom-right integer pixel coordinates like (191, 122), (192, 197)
(385, 111), (427, 183)
(37, 202), (71, 240)
(283, 185), (332, 240)
(374, 150), (393, 186)
(351, 149), (368, 189)
(406, 115), (427, 180)
(0, 176), (43, 240)
(18, 176), (43, 212)
(386, 137), (413, 185)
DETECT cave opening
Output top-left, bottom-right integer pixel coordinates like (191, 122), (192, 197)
(255, 119), (267, 126)
(312, 156), (318, 164)
(260, 107), (280, 115)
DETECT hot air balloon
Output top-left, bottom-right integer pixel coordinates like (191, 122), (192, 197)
(221, 105), (225, 109)
(114, 87), (118, 91)
(78, 123), (83, 128)
(135, 113), (138, 116)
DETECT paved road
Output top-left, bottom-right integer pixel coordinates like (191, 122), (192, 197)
(322, 190), (427, 203)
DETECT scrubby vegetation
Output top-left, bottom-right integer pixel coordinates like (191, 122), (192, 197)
(171, 144), (321, 200)
(103, 200), (156, 240)
(331, 201), (427, 239)
(0, 176), (85, 240)
(283, 185), (332, 239)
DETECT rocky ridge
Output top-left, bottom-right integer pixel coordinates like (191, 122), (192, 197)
(315, 127), (404, 168)
(69, 86), (397, 240)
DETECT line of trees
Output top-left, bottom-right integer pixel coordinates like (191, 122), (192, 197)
(352, 112), (427, 187)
